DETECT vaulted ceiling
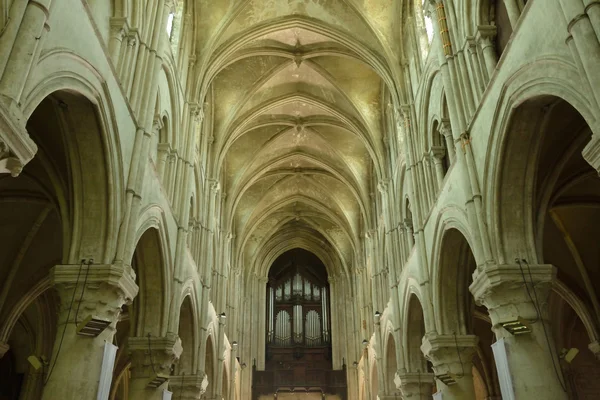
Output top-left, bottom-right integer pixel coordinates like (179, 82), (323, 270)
(195, 0), (405, 277)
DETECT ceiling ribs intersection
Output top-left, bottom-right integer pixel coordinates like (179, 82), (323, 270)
(198, 1), (400, 278)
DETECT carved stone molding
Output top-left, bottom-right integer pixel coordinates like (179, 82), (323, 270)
(50, 264), (139, 325)
(421, 334), (478, 376)
(396, 371), (435, 398)
(128, 333), (183, 378)
(169, 374), (209, 399)
(470, 263), (555, 327)
(0, 101), (37, 177)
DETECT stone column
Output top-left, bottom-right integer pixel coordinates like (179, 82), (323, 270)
(127, 334), (183, 400)
(42, 264), (138, 400)
(470, 264), (568, 400)
(397, 371), (435, 400)
(477, 26), (498, 80)
(169, 374), (209, 400)
(421, 334), (478, 400)
(502, 0), (522, 28)
(430, 146), (446, 188)
(0, 0), (51, 103)
(438, 121), (455, 165)
(559, 0), (600, 109)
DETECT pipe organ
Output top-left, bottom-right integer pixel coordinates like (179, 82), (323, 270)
(267, 271), (330, 348)
(254, 249), (346, 399)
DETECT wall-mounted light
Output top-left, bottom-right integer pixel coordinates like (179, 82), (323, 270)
(560, 348), (579, 363)
(219, 312), (227, 321)
(436, 373), (456, 386)
(374, 311), (381, 323)
(500, 318), (531, 335)
(147, 374), (169, 388)
(76, 315), (112, 337)
(27, 355), (47, 370)
(362, 339), (369, 349)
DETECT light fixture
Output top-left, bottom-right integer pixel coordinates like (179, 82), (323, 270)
(76, 315), (112, 337)
(560, 347), (579, 363)
(374, 311), (381, 323)
(436, 373), (456, 386)
(362, 339), (369, 349)
(27, 355), (47, 370)
(147, 373), (170, 388)
(352, 361), (358, 368)
(219, 312), (227, 320)
(241, 362), (247, 369)
(500, 318), (531, 335)
(232, 341), (238, 349)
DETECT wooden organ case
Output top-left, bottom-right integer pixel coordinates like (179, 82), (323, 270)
(252, 250), (347, 399)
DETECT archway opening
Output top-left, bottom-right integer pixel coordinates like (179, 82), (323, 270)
(253, 248), (346, 398)
(385, 334), (399, 395)
(498, 95), (600, 398)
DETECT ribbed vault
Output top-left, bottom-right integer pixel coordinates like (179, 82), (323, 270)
(198, 1), (401, 278)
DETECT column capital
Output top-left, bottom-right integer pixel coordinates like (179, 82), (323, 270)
(470, 263), (556, 329)
(476, 25), (497, 42)
(128, 334), (183, 378)
(430, 145), (446, 160)
(396, 371), (435, 399)
(0, 99), (37, 176)
(50, 264), (139, 329)
(169, 374), (209, 399)
(421, 333), (478, 376)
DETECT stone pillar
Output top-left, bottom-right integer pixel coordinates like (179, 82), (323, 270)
(502, 0), (522, 28)
(439, 121), (455, 165)
(396, 371), (435, 400)
(559, 0), (600, 109)
(42, 264), (138, 400)
(470, 264), (568, 400)
(477, 26), (498, 80)
(421, 334), (478, 400)
(430, 146), (446, 188)
(0, 0), (51, 103)
(169, 374), (209, 400)
(127, 334), (183, 400)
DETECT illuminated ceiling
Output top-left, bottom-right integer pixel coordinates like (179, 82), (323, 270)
(195, 0), (405, 277)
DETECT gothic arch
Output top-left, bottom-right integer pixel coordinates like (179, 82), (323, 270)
(485, 58), (597, 263)
(130, 227), (170, 337)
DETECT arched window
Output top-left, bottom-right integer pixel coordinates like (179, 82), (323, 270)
(423, 0), (434, 43)
(168, 1), (185, 57)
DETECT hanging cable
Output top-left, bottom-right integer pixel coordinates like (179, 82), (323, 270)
(521, 259), (567, 393)
(75, 259), (93, 325)
(515, 259), (540, 323)
(453, 332), (465, 378)
(147, 333), (159, 375)
(44, 260), (85, 385)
